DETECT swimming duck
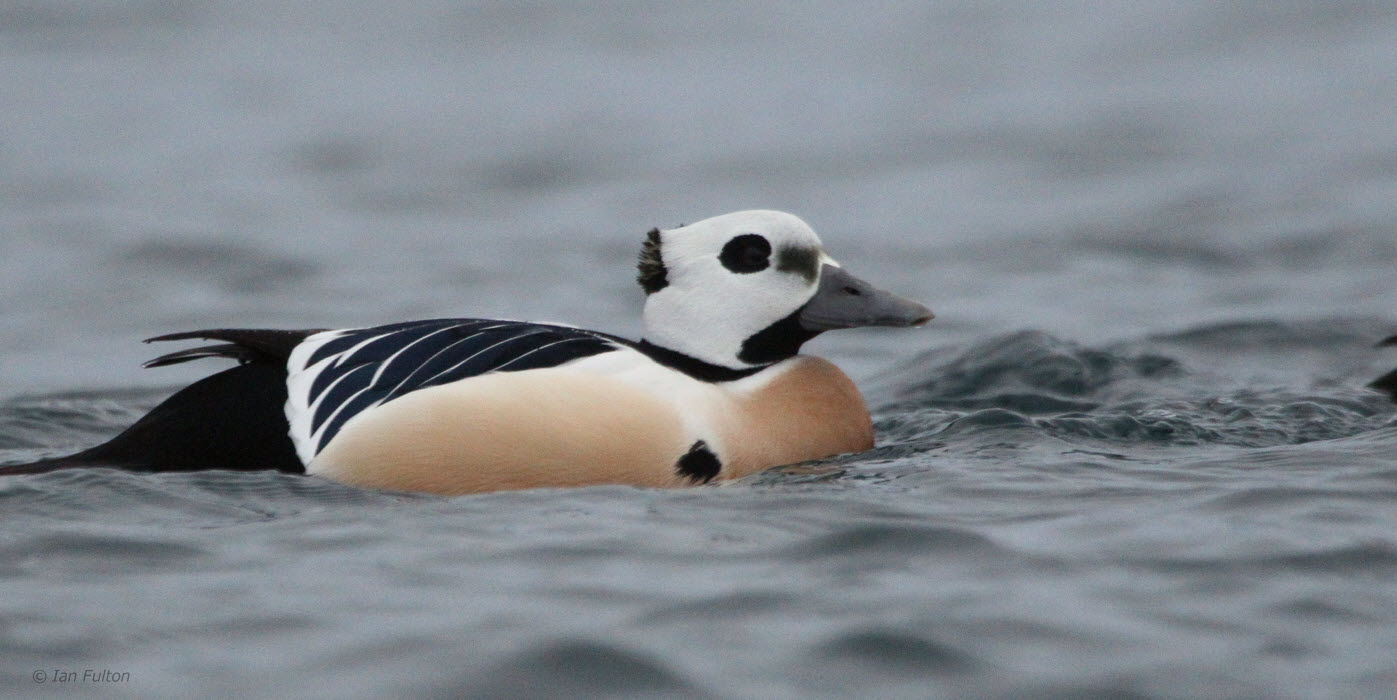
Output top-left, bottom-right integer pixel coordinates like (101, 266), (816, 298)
(1372, 334), (1397, 401)
(6, 210), (932, 494)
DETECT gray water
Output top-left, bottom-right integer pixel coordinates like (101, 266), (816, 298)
(4, 2), (1397, 698)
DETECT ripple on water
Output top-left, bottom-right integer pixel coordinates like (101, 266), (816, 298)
(1130, 541), (1397, 575)
(879, 325), (1397, 453)
(812, 627), (980, 674)
(638, 590), (795, 624)
(463, 639), (716, 700)
(0, 467), (426, 536)
(0, 391), (159, 450)
(4, 529), (206, 577)
(781, 522), (1004, 562)
(893, 330), (1184, 404)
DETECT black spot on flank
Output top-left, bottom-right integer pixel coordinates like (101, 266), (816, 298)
(637, 228), (668, 294)
(676, 440), (721, 483)
(719, 234), (771, 274)
(776, 246), (819, 283)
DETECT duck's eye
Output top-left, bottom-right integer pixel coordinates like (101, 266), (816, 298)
(719, 234), (772, 273)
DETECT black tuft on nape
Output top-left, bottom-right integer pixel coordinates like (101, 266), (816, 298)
(675, 440), (721, 483)
(637, 228), (668, 294)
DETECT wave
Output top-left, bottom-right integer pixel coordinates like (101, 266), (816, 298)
(875, 320), (1397, 452)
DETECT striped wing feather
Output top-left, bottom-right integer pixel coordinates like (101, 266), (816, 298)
(297, 319), (621, 453)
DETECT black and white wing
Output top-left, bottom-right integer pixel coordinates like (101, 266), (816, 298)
(285, 318), (623, 463)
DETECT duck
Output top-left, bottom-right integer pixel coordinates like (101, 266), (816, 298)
(4, 210), (933, 494)
(1372, 334), (1397, 401)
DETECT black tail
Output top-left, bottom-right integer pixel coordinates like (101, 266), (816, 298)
(3, 328), (322, 476)
(1371, 334), (1397, 402)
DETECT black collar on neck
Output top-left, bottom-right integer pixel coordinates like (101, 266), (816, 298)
(737, 308), (821, 365)
(632, 340), (767, 382)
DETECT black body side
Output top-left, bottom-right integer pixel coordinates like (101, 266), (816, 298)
(3, 329), (315, 475)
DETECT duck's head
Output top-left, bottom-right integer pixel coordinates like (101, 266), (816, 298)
(637, 210), (933, 371)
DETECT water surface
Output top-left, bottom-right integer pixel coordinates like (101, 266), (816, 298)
(3, 2), (1396, 698)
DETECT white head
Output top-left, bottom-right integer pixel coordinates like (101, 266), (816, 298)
(637, 210), (932, 371)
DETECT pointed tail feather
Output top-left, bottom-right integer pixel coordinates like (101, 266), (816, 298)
(143, 328), (322, 368)
(0, 456), (108, 475)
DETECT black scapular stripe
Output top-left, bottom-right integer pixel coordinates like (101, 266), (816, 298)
(303, 319), (620, 453)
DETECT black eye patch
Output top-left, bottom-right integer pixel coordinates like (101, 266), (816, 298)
(719, 234), (772, 273)
(776, 245), (819, 283)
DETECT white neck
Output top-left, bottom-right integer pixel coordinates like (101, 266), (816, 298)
(642, 287), (765, 369)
